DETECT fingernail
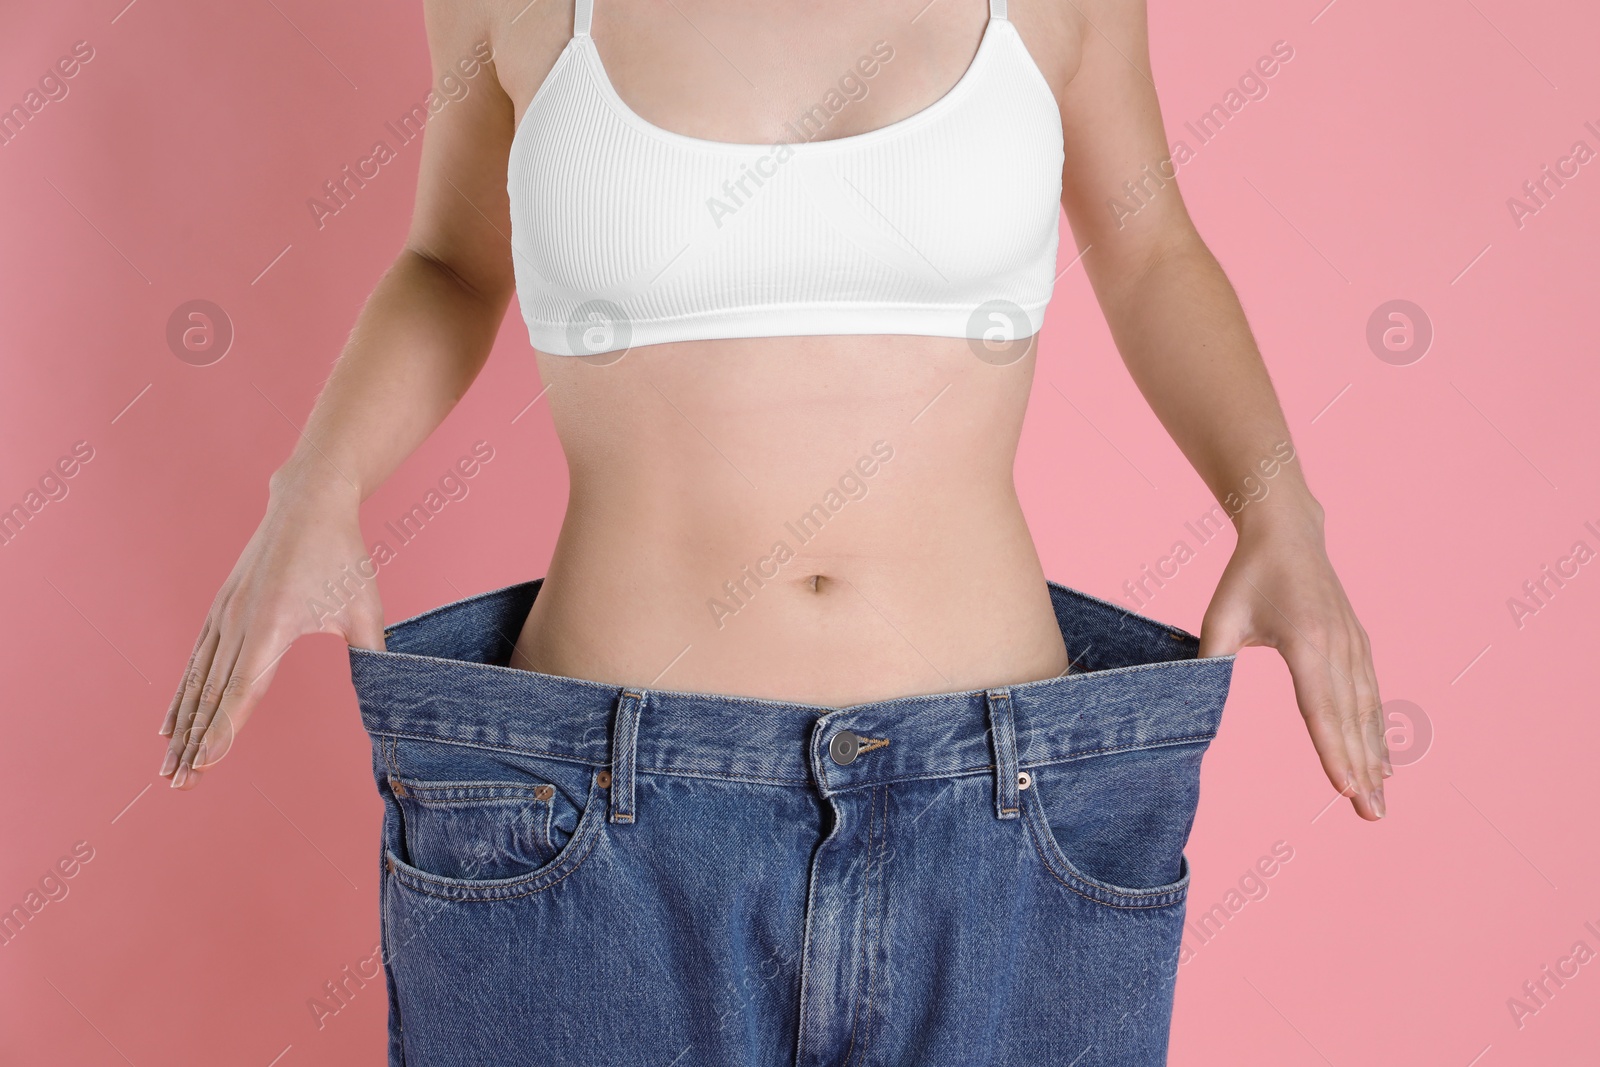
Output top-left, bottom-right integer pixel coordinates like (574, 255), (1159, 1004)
(1371, 788), (1386, 818)
(159, 751), (178, 777)
(193, 743), (209, 770)
(171, 765), (189, 789)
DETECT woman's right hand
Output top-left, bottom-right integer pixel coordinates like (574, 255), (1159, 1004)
(158, 470), (386, 790)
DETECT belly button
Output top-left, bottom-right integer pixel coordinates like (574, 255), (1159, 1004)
(806, 574), (828, 593)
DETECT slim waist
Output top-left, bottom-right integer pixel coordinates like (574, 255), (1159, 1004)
(349, 579), (1235, 793)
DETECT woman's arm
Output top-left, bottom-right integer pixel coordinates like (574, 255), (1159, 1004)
(1054, 0), (1390, 819)
(158, 0), (524, 789)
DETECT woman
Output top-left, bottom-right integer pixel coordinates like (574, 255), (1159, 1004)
(159, 0), (1388, 1062)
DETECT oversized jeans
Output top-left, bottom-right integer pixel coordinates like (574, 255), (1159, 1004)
(349, 578), (1235, 1066)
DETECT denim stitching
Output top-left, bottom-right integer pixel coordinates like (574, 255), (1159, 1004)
(384, 775), (607, 902)
(1019, 789), (1188, 910)
(374, 728), (1216, 793)
(635, 766), (812, 787)
(610, 692), (641, 824)
(793, 781), (844, 1064)
(381, 731), (604, 769)
(1019, 733), (1218, 767)
(383, 730), (819, 785)
(401, 782), (553, 796)
(858, 782), (890, 1065)
(841, 782), (879, 1065)
(987, 689), (1020, 819)
(387, 827), (600, 902)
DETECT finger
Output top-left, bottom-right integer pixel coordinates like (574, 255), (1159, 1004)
(1351, 628), (1389, 784)
(1282, 635), (1380, 821)
(1197, 598), (1252, 659)
(193, 627), (294, 770)
(1371, 670), (1393, 779)
(341, 597), (387, 653)
(161, 620), (212, 737)
(1326, 634), (1380, 818)
(161, 623), (220, 779)
(1197, 561), (1256, 659)
(173, 635), (244, 786)
(1303, 623), (1380, 818)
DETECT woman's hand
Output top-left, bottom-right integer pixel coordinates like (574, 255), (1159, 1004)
(1198, 500), (1391, 820)
(157, 469), (386, 790)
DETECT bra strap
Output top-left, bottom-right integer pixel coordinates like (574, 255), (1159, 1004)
(989, 0), (1007, 19)
(574, 0), (594, 36)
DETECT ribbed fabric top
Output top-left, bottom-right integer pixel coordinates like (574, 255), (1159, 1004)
(508, 0), (1065, 356)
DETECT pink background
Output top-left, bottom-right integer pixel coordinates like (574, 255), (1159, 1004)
(3, 0), (1597, 1064)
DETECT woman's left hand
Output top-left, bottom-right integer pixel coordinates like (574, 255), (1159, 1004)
(1198, 500), (1391, 821)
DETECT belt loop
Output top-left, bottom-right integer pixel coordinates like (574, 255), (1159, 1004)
(986, 688), (1019, 820)
(609, 690), (642, 824)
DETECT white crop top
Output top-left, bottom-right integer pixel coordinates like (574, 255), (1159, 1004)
(508, 0), (1064, 356)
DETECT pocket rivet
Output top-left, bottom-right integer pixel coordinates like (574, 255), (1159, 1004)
(388, 776), (408, 798)
(386, 856), (396, 874)
(534, 784), (555, 801)
(596, 770), (612, 788)
(1017, 771), (1032, 791)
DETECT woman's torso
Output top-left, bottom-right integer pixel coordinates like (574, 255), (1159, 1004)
(497, 0), (1083, 705)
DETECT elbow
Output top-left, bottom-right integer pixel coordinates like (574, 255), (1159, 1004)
(403, 245), (514, 310)
(1089, 223), (1213, 308)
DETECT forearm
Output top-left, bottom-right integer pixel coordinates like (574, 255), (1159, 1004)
(1095, 239), (1321, 536)
(270, 248), (509, 506)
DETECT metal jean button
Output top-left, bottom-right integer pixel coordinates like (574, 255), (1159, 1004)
(829, 730), (860, 766)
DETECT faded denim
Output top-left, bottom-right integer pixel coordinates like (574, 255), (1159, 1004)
(349, 577), (1235, 1066)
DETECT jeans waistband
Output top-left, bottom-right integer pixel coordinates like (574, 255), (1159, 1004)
(349, 579), (1235, 795)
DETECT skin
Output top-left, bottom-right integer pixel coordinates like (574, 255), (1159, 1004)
(159, 0), (1391, 820)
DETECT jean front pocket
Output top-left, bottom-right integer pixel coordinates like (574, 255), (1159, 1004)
(1022, 736), (1213, 909)
(394, 780), (571, 882)
(379, 735), (605, 897)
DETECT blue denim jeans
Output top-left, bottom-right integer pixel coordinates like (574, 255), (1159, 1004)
(350, 578), (1235, 1066)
